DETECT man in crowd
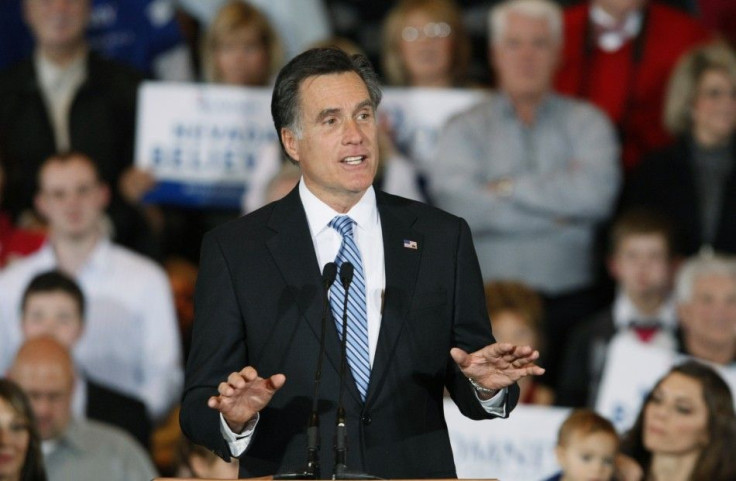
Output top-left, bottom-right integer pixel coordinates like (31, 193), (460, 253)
(0, 152), (182, 422)
(431, 0), (620, 386)
(8, 337), (158, 481)
(18, 270), (151, 447)
(555, 0), (711, 171)
(181, 47), (544, 479)
(0, 0), (155, 255)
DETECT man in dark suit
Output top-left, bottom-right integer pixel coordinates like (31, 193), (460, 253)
(180, 48), (544, 479)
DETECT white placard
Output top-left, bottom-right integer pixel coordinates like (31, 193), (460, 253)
(134, 81), (278, 208)
(380, 88), (487, 170)
(445, 399), (569, 481)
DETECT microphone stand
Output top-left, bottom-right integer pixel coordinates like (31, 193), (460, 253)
(332, 263), (382, 480)
(275, 262), (337, 480)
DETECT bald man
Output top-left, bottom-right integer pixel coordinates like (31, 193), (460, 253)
(9, 337), (157, 481)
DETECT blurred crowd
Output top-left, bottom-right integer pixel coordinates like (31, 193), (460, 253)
(1, 0), (736, 480)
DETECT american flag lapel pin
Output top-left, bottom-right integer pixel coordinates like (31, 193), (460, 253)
(403, 239), (418, 250)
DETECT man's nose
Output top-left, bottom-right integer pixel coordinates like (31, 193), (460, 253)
(342, 119), (363, 144)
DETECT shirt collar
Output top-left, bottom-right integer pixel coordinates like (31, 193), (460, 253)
(613, 291), (678, 329)
(46, 236), (112, 275)
(34, 49), (87, 92)
(299, 179), (380, 238)
(590, 5), (643, 52)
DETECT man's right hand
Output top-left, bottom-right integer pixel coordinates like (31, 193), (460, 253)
(207, 366), (286, 433)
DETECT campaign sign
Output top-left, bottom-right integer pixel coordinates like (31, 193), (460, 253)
(596, 334), (736, 433)
(380, 88), (487, 170)
(444, 399), (570, 481)
(135, 82), (277, 208)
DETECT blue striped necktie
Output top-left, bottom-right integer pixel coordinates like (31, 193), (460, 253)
(329, 215), (371, 401)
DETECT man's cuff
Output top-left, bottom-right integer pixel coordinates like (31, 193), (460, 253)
(475, 386), (508, 417)
(219, 413), (259, 457)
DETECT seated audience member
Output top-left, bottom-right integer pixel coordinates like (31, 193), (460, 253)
(624, 42), (736, 256)
(621, 360), (736, 481)
(484, 281), (554, 404)
(544, 409), (619, 481)
(0, 153), (182, 422)
(558, 209), (679, 407)
(174, 436), (238, 479)
(8, 338), (158, 481)
(555, 0), (712, 171)
(675, 253), (736, 365)
(432, 0), (620, 388)
(19, 270), (151, 448)
(0, 378), (47, 481)
(0, 0), (155, 257)
(0, 157), (45, 269)
(381, 0), (472, 88)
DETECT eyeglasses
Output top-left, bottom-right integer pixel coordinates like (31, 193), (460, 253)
(697, 87), (736, 101)
(401, 22), (452, 42)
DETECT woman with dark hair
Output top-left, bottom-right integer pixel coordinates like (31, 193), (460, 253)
(0, 379), (46, 481)
(621, 360), (736, 481)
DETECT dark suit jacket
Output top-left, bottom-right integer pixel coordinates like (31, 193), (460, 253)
(622, 136), (736, 256)
(180, 187), (519, 479)
(86, 378), (152, 450)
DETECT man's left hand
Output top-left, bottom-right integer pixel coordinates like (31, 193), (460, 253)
(450, 343), (545, 392)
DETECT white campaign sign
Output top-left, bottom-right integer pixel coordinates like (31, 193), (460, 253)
(596, 333), (736, 433)
(134, 81), (278, 208)
(380, 88), (487, 170)
(444, 399), (569, 481)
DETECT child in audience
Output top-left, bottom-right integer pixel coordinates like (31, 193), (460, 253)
(545, 409), (619, 481)
(557, 209), (679, 407)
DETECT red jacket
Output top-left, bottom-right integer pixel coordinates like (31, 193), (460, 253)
(555, 2), (711, 172)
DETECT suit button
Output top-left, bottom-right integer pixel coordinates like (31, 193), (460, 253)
(361, 414), (372, 425)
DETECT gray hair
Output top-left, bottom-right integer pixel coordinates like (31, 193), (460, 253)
(489, 0), (563, 46)
(675, 253), (736, 304)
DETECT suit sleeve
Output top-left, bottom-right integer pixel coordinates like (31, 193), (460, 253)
(444, 218), (520, 419)
(180, 231), (248, 461)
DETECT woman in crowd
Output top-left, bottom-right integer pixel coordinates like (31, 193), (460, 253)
(624, 42), (736, 257)
(202, 0), (283, 86)
(484, 281), (554, 405)
(0, 379), (46, 481)
(381, 0), (471, 88)
(621, 360), (736, 481)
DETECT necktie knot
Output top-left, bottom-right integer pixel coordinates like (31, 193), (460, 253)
(330, 215), (355, 239)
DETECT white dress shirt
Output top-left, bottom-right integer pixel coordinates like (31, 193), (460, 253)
(0, 239), (182, 420)
(590, 5), (643, 52)
(612, 291), (678, 350)
(221, 181), (506, 456)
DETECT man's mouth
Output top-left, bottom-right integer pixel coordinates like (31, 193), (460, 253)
(342, 156), (366, 165)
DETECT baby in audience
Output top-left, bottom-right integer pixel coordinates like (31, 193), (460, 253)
(545, 409), (619, 481)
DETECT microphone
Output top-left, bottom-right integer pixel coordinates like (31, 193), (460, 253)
(334, 262), (353, 478)
(332, 264), (382, 480)
(275, 262), (337, 480)
(306, 262), (338, 479)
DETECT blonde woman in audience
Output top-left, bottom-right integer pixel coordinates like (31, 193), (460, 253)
(485, 281), (554, 405)
(0, 379), (47, 481)
(382, 0), (472, 88)
(202, 1), (283, 86)
(621, 360), (736, 481)
(625, 42), (736, 257)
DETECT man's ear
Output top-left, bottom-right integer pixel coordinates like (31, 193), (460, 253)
(281, 128), (300, 163)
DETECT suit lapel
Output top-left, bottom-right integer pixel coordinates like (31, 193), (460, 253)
(365, 193), (423, 406)
(266, 187), (364, 405)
